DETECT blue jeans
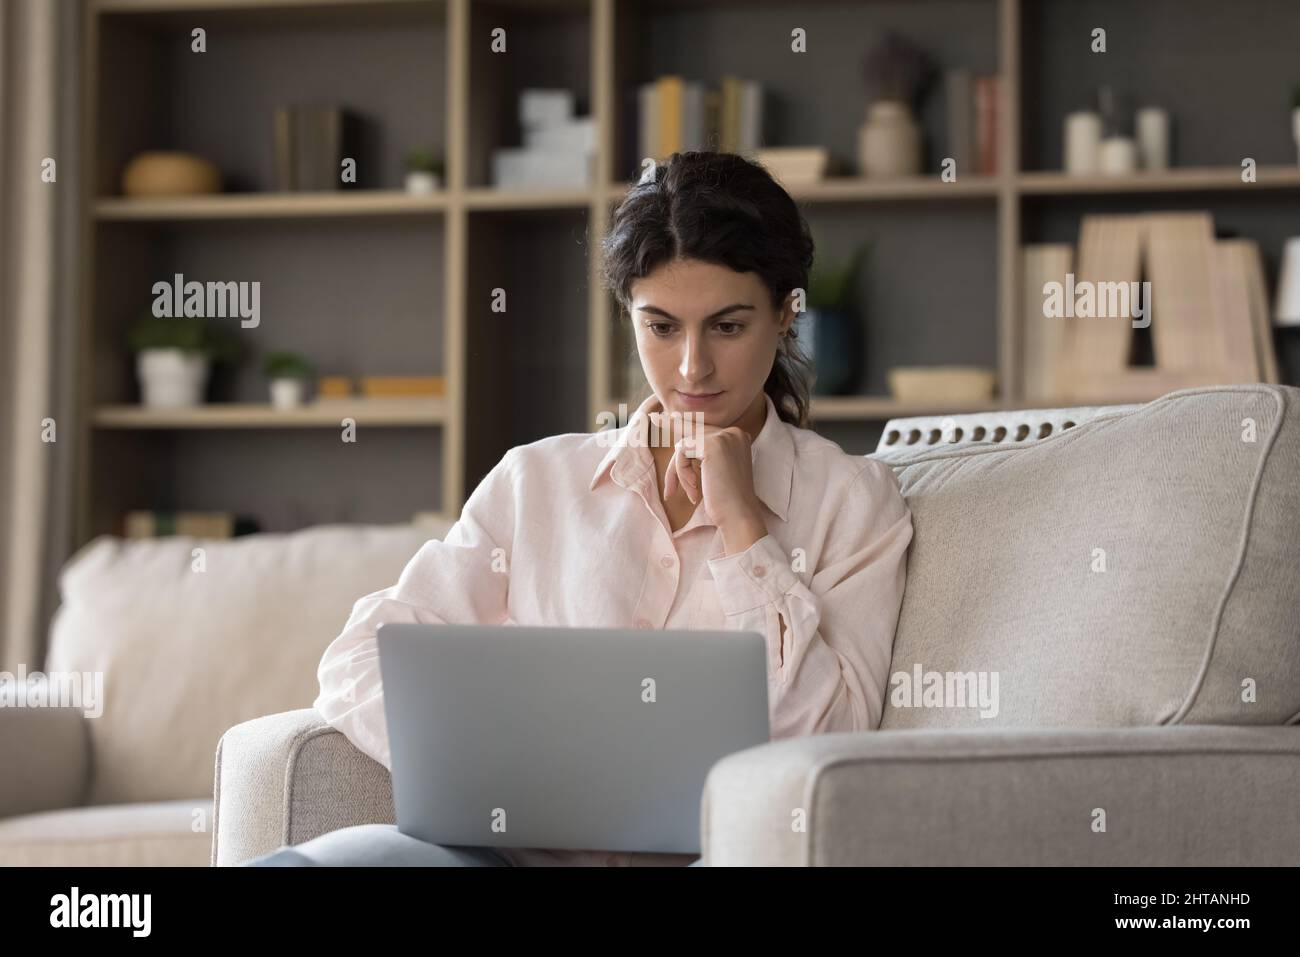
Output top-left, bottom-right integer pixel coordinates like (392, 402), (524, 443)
(244, 824), (704, 866)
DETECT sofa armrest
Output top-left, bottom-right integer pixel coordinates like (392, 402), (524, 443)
(701, 724), (1300, 866)
(0, 701), (90, 820)
(212, 708), (393, 866)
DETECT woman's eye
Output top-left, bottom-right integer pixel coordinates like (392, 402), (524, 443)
(648, 323), (674, 337)
(715, 322), (742, 335)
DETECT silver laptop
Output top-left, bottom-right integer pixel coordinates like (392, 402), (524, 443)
(376, 623), (770, 855)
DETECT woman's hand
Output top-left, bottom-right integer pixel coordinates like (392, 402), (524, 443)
(652, 413), (768, 555)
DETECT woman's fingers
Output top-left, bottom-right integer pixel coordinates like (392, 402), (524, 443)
(664, 447), (679, 499)
(675, 444), (700, 504)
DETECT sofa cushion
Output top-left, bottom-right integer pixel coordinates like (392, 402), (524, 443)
(46, 521), (448, 805)
(0, 799), (213, 867)
(871, 384), (1300, 730)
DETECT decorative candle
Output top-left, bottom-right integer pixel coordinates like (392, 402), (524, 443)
(1099, 137), (1139, 175)
(1064, 111), (1102, 175)
(1136, 107), (1170, 170)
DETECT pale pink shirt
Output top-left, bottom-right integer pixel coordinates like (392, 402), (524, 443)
(314, 391), (913, 867)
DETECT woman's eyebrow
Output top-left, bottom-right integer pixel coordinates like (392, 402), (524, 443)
(636, 303), (755, 320)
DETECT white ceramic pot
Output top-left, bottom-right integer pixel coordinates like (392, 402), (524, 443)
(269, 378), (307, 409)
(404, 171), (440, 194)
(1099, 136), (1139, 175)
(136, 349), (209, 408)
(858, 101), (922, 178)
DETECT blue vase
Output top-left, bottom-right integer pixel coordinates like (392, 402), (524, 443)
(802, 308), (860, 395)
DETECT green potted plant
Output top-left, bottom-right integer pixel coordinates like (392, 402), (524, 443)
(404, 149), (444, 194)
(802, 241), (870, 396)
(262, 351), (315, 409)
(126, 313), (240, 408)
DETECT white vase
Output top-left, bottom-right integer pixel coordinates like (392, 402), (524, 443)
(269, 378), (307, 409)
(404, 171), (440, 194)
(858, 101), (922, 178)
(136, 349), (209, 408)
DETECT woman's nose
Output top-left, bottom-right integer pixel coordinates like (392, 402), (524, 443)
(678, 334), (712, 381)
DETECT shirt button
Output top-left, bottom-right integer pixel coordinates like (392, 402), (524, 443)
(660, 555), (674, 568)
(753, 565), (767, 578)
(634, 617), (652, 629)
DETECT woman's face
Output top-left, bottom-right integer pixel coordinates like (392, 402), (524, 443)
(629, 257), (793, 432)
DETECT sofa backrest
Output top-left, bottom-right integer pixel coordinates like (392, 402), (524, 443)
(869, 384), (1300, 731)
(45, 520), (447, 805)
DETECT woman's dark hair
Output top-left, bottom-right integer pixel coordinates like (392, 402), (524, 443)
(600, 150), (816, 429)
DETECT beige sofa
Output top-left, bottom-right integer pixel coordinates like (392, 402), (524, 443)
(211, 384), (1300, 866)
(0, 519), (450, 866)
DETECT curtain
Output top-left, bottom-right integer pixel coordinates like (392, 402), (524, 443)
(0, 0), (83, 672)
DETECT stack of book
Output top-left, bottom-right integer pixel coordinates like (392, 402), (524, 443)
(944, 70), (1000, 177)
(123, 511), (260, 540)
(630, 75), (766, 166)
(492, 89), (595, 188)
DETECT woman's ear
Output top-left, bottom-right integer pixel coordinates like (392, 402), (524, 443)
(778, 292), (797, 335)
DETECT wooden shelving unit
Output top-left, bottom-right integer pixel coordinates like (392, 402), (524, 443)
(77, 0), (1300, 547)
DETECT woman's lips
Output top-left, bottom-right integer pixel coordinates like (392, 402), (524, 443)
(676, 390), (723, 408)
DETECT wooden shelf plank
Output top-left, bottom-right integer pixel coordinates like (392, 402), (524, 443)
(463, 186), (594, 210)
(92, 398), (447, 428)
(1019, 166), (1300, 195)
(606, 175), (1000, 205)
(95, 190), (449, 222)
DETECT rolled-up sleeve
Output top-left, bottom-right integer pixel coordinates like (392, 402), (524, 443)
(706, 461), (912, 737)
(313, 448), (519, 770)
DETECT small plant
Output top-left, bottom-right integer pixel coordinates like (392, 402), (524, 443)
(262, 351), (314, 379)
(405, 149), (444, 177)
(125, 313), (240, 363)
(807, 242), (870, 312)
(862, 33), (935, 107)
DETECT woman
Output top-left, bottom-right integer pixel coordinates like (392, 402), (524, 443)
(246, 151), (913, 867)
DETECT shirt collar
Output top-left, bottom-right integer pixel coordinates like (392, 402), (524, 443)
(588, 391), (794, 523)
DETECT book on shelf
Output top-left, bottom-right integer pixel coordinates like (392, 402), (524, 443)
(633, 74), (765, 169)
(944, 69), (975, 177)
(359, 376), (444, 398)
(1021, 244), (1073, 402)
(973, 75), (999, 176)
(1047, 211), (1279, 403)
(945, 71), (998, 177)
(314, 376), (445, 400)
(123, 511), (261, 540)
(272, 105), (351, 192)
